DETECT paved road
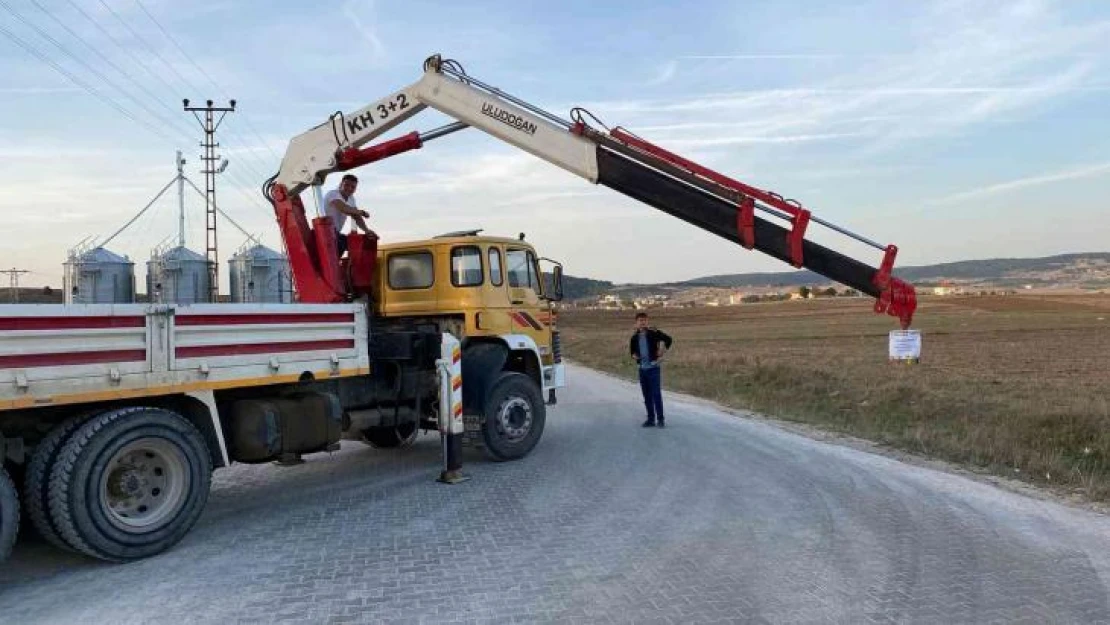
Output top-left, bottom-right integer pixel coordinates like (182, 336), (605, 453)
(2, 364), (1109, 624)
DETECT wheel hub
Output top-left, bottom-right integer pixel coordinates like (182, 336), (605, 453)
(107, 468), (144, 499)
(496, 397), (532, 442)
(99, 438), (189, 532)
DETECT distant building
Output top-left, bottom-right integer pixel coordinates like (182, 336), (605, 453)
(596, 294), (624, 310)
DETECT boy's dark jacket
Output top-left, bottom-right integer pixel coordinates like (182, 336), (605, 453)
(629, 327), (673, 362)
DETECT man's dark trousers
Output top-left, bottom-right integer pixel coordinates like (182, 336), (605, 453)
(639, 366), (664, 424)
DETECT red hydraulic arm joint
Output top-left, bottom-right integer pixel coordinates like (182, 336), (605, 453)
(267, 129), (441, 303)
(609, 128), (812, 267)
(787, 210), (810, 269)
(737, 196), (755, 250)
(336, 131), (423, 171)
(871, 244), (917, 329)
(268, 183), (346, 303)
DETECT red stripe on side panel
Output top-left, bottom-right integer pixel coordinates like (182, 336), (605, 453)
(0, 316), (145, 331)
(175, 313), (355, 326)
(0, 349), (147, 368)
(175, 339), (355, 359)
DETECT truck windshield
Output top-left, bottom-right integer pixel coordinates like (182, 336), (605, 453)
(506, 248), (541, 294)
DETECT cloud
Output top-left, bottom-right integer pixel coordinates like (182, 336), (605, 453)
(645, 60), (678, 86)
(342, 0), (386, 62)
(679, 54), (866, 60)
(0, 86), (81, 94)
(928, 161), (1110, 205)
(662, 132), (866, 149)
(582, 3), (1110, 159)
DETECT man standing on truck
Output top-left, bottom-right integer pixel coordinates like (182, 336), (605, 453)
(324, 174), (377, 256)
(630, 311), (672, 428)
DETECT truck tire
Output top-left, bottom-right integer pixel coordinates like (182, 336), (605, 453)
(480, 372), (546, 461)
(24, 411), (98, 551)
(47, 406), (212, 562)
(0, 466), (18, 562)
(360, 422), (419, 449)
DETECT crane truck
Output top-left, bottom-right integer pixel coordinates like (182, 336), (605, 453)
(0, 54), (917, 565)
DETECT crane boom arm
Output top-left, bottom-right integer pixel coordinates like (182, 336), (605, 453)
(267, 54), (917, 327)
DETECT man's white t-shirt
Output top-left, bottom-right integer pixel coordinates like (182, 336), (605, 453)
(322, 189), (356, 232)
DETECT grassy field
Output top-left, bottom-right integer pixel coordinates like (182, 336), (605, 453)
(557, 293), (1110, 503)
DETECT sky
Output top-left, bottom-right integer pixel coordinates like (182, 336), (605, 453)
(1, 0), (1108, 291)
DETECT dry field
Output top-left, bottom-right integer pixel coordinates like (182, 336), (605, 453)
(557, 293), (1110, 503)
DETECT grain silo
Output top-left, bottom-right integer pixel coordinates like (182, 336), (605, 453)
(63, 246), (136, 304)
(147, 245), (212, 304)
(228, 243), (292, 303)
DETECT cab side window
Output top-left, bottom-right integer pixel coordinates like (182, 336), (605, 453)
(489, 247), (503, 286)
(507, 248), (539, 292)
(388, 251), (434, 289)
(451, 246), (483, 287)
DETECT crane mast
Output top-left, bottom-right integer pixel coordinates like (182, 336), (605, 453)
(265, 54), (917, 328)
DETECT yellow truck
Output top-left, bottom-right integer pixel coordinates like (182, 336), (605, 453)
(0, 232), (564, 563)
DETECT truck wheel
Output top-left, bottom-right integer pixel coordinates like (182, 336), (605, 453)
(481, 372), (546, 461)
(47, 407), (212, 562)
(1, 466), (18, 562)
(24, 411), (97, 551)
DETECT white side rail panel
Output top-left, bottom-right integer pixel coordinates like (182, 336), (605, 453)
(0, 303), (370, 411)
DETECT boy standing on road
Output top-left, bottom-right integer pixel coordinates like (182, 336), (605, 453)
(630, 311), (673, 428)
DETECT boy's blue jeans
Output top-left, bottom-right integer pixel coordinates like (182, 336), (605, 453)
(638, 366), (664, 421)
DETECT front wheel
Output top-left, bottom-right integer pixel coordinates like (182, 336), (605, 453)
(480, 372), (546, 461)
(47, 406), (212, 562)
(0, 465), (18, 562)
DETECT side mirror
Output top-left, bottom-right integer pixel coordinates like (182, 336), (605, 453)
(553, 264), (564, 302)
(539, 256), (564, 302)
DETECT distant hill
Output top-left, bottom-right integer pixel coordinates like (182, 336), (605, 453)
(676, 252), (1110, 289)
(566, 252), (1110, 299)
(544, 273), (613, 300)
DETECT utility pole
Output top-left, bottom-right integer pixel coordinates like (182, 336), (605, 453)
(176, 150), (186, 248)
(3, 268), (29, 303)
(183, 98), (235, 303)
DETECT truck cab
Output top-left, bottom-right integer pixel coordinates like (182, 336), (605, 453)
(373, 231), (565, 400)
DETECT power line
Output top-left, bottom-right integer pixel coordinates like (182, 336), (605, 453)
(65, 0), (194, 115)
(0, 21), (177, 144)
(219, 166), (276, 215)
(207, 133), (276, 186)
(6, 4), (269, 215)
(185, 178), (262, 246)
(133, 0), (281, 162)
(0, 0), (194, 144)
(238, 115), (282, 162)
(12, 1), (275, 242)
(59, 1), (274, 210)
(129, 0), (281, 175)
(27, 0), (198, 142)
(1, 4), (272, 275)
(96, 0), (199, 95)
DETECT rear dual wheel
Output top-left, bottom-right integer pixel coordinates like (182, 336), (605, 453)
(0, 465), (18, 562)
(27, 406), (211, 562)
